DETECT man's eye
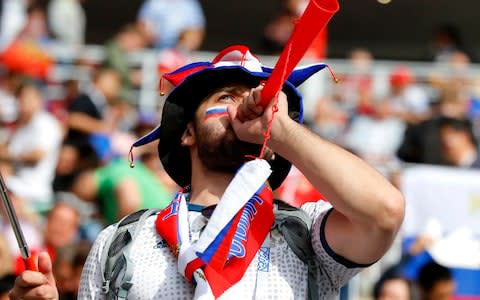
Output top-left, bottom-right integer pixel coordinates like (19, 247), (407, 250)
(218, 94), (234, 102)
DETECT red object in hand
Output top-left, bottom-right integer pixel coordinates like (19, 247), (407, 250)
(24, 255), (38, 272)
(260, 0), (340, 107)
(14, 251), (39, 275)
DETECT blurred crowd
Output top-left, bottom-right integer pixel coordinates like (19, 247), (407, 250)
(0, 1), (204, 299)
(0, 0), (480, 299)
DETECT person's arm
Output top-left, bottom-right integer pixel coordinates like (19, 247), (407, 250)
(270, 117), (404, 264)
(229, 85), (405, 265)
(1, 144), (46, 166)
(67, 112), (110, 135)
(10, 149), (47, 165)
(9, 252), (59, 300)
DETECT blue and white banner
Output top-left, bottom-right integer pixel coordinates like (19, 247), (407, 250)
(402, 165), (480, 239)
(401, 165), (480, 298)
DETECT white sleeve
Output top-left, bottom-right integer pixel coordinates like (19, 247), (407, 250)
(307, 204), (371, 289)
(78, 225), (115, 299)
(300, 202), (369, 291)
(32, 116), (62, 152)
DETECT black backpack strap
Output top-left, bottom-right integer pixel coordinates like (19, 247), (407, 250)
(100, 208), (159, 300)
(273, 200), (319, 300)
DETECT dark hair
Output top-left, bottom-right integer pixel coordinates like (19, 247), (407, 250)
(418, 261), (453, 293)
(373, 265), (410, 299)
(438, 116), (477, 146)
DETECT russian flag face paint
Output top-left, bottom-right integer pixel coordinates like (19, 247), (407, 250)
(204, 106), (228, 120)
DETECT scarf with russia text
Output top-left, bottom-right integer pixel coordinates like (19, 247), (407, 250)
(155, 159), (274, 299)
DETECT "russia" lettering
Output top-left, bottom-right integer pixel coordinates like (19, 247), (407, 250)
(229, 196), (263, 258)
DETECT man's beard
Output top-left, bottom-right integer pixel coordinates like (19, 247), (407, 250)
(195, 124), (263, 173)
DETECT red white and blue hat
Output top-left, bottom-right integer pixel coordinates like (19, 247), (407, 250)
(133, 45), (329, 189)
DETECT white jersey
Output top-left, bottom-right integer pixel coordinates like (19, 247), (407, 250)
(79, 201), (366, 299)
(7, 111), (62, 205)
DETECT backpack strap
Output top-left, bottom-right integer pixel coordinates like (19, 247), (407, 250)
(100, 208), (159, 300)
(99, 203), (319, 299)
(273, 200), (319, 300)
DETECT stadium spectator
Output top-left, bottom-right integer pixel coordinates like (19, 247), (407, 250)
(0, 83), (62, 212)
(16, 3), (51, 45)
(373, 265), (412, 300)
(52, 141), (99, 193)
(9, 44), (405, 300)
(44, 202), (81, 261)
(137, 0), (205, 51)
(0, 72), (21, 129)
(71, 156), (173, 225)
(417, 261), (456, 300)
(263, 0), (328, 59)
(46, 79), (81, 131)
(427, 23), (476, 63)
(438, 117), (480, 168)
(0, 0), (27, 50)
(47, 0), (86, 47)
(64, 68), (121, 161)
(104, 24), (147, 101)
(343, 99), (406, 167)
(311, 95), (349, 143)
(263, 0), (303, 53)
(397, 83), (470, 165)
(310, 49), (372, 143)
(52, 242), (91, 300)
(383, 65), (431, 124)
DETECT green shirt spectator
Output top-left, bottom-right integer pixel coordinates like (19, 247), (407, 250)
(73, 158), (172, 225)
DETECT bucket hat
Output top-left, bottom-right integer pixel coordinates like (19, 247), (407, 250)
(133, 45), (329, 189)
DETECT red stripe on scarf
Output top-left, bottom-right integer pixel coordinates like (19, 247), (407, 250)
(155, 185), (274, 298)
(156, 194), (182, 257)
(205, 187), (274, 297)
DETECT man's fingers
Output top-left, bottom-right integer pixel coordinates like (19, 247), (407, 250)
(247, 88), (265, 115)
(14, 271), (48, 289)
(237, 98), (263, 122)
(9, 254), (58, 300)
(10, 285), (57, 300)
(37, 252), (55, 285)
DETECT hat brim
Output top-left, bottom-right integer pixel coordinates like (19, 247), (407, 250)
(158, 66), (304, 190)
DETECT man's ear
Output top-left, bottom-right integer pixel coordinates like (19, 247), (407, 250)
(181, 122), (195, 146)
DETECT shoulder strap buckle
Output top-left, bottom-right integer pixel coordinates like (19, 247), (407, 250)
(101, 280), (110, 294)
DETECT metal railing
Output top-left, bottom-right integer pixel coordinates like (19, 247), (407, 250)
(43, 42), (480, 122)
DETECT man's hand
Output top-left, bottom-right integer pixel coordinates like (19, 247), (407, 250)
(227, 85), (292, 146)
(9, 252), (59, 300)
